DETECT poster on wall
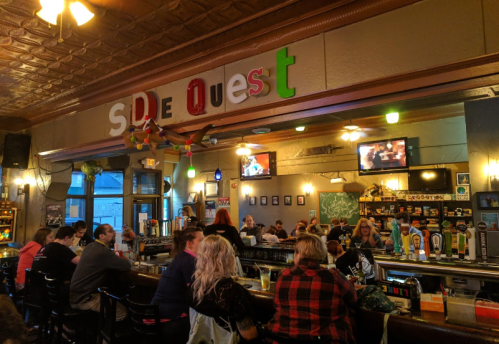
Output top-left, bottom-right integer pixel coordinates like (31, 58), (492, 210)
(205, 201), (216, 218)
(218, 197), (230, 207)
(456, 185), (470, 200)
(46, 204), (63, 228)
(481, 213), (499, 230)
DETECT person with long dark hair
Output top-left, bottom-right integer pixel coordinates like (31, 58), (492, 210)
(152, 227), (204, 343)
(16, 228), (54, 291)
(204, 208), (245, 251)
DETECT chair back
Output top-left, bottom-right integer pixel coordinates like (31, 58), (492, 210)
(2, 262), (19, 303)
(97, 287), (124, 344)
(24, 269), (49, 310)
(45, 275), (64, 314)
(126, 296), (161, 343)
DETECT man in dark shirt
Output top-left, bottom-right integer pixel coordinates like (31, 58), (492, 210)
(275, 220), (288, 241)
(242, 215), (262, 243)
(327, 218), (344, 242)
(32, 226), (80, 282)
(70, 224), (131, 321)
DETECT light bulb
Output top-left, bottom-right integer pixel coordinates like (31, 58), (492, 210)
(349, 131), (360, 141)
(341, 132), (350, 141)
(70, 1), (95, 26)
(187, 166), (195, 178)
(14, 177), (23, 186)
(386, 112), (399, 124)
(37, 0), (64, 25)
(295, 126), (305, 132)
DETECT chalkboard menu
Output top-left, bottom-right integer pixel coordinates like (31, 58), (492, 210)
(318, 191), (360, 226)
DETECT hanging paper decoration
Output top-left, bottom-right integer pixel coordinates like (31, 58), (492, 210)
(81, 160), (103, 182)
(186, 151), (193, 157)
(174, 145), (180, 151)
(214, 168), (222, 181)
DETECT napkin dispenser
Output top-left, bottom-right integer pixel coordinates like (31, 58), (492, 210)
(242, 236), (257, 246)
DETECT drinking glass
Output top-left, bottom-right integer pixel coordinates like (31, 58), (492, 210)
(355, 243), (362, 249)
(260, 269), (271, 291)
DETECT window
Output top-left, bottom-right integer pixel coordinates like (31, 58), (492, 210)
(66, 170), (124, 232)
(133, 171), (159, 195)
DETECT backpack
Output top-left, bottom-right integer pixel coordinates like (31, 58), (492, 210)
(356, 285), (399, 314)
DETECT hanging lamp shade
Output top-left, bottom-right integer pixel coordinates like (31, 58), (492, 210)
(187, 166), (195, 178)
(37, 0), (64, 25)
(214, 168), (222, 181)
(70, 1), (95, 26)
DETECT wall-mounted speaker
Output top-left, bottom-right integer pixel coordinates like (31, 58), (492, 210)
(2, 134), (31, 169)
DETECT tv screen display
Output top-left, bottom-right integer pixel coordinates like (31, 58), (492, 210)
(358, 138), (408, 174)
(408, 168), (449, 191)
(240, 152), (276, 180)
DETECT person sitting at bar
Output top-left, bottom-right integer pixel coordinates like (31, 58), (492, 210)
(308, 225), (327, 242)
(152, 227), (204, 343)
(32, 226), (80, 283)
(16, 228), (54, 291)
(189, 235), (259, 343)
(275, 220), (288, 241)
(297, 224), (308, 237)
(204, 208), (245, 251)
(349, 218), (384, 249)
(340, 217), (353, 236)
(182, 206), (199, 228)
(267, 234), (357, 343)
(327, 217), (344, 242)
(240, 216), (247, 232)
(73, 220), (93, 247)
(290, 219), (308, 237)
(70, 224), (131, 321)
(122, 227), (135, 249)
(309, 215), (317, 226)
(385, 212), (424, 251)
(242, 215), (262, 243)
(263, 226), (279, 243)
(328, 240), (376, 285)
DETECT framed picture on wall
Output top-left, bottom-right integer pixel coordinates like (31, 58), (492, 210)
(297, 195), (305, 205)
(187, 192), (198, 203)
(284, 196), (292, 205)
(456, 172), (470, 186)
(205, 181), (219, 197)
(477, 192), (499, 210)
(249, 196), (256, 205)
(260, 196), (267, 205)
(272, 196), (279, 205)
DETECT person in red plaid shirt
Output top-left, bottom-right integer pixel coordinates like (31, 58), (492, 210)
(267, 234), (357, 343)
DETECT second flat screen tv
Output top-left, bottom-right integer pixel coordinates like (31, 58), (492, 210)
(408, 168), (449, 191)
(358, 138), (408, 175)
(240, 152), (276, 180)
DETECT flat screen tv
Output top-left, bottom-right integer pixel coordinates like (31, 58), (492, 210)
(358, 137), (408, 175)
(240, 152), (276, 180)
(408, 168), (449, 191)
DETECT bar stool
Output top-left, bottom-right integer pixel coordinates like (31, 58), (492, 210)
(45, 275), (94, 344)
(97, 287), (137, 344)
(22, 269), (50, 344)
(2, 262), (23, 312)
(126, 296), (162, 344)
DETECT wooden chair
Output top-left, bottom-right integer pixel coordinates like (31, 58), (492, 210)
(126, 296), (162, 344)
(2, 262), (22, 312)
(97, 287), (137, 344)
(45, 275), (94, 344)
(22, 269), (50, 344)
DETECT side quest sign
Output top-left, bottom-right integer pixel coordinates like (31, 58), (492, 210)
(109, 47), (298, 136)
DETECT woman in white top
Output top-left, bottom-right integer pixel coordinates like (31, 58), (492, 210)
(262, 226), (279, 243)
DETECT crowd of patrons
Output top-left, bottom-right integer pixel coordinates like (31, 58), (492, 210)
(5, 209), (424, 343)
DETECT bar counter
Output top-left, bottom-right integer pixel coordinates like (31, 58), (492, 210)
(120, 259), (499, 344)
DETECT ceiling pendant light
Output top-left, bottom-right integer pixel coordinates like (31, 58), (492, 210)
(341, 132), (350, 141)
(236, 146), (251, 156)
(214, 151), (222, 181)
(187, 166), (195, 178)
(70, 1), (94, 26)
(37, 0), (64, 25)
(349, 131), (360, 141)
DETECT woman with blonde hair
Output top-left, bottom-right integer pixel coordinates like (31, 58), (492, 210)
(349, 218), (384, 249)
(189, 235), (258, 343)
(182, 205), (199, 228)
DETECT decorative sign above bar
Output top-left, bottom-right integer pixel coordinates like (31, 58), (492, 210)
(107, 35), (325, 137)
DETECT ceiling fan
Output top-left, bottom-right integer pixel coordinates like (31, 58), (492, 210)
(235, 137), (264, 156)
(340, 120), (386, 143)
